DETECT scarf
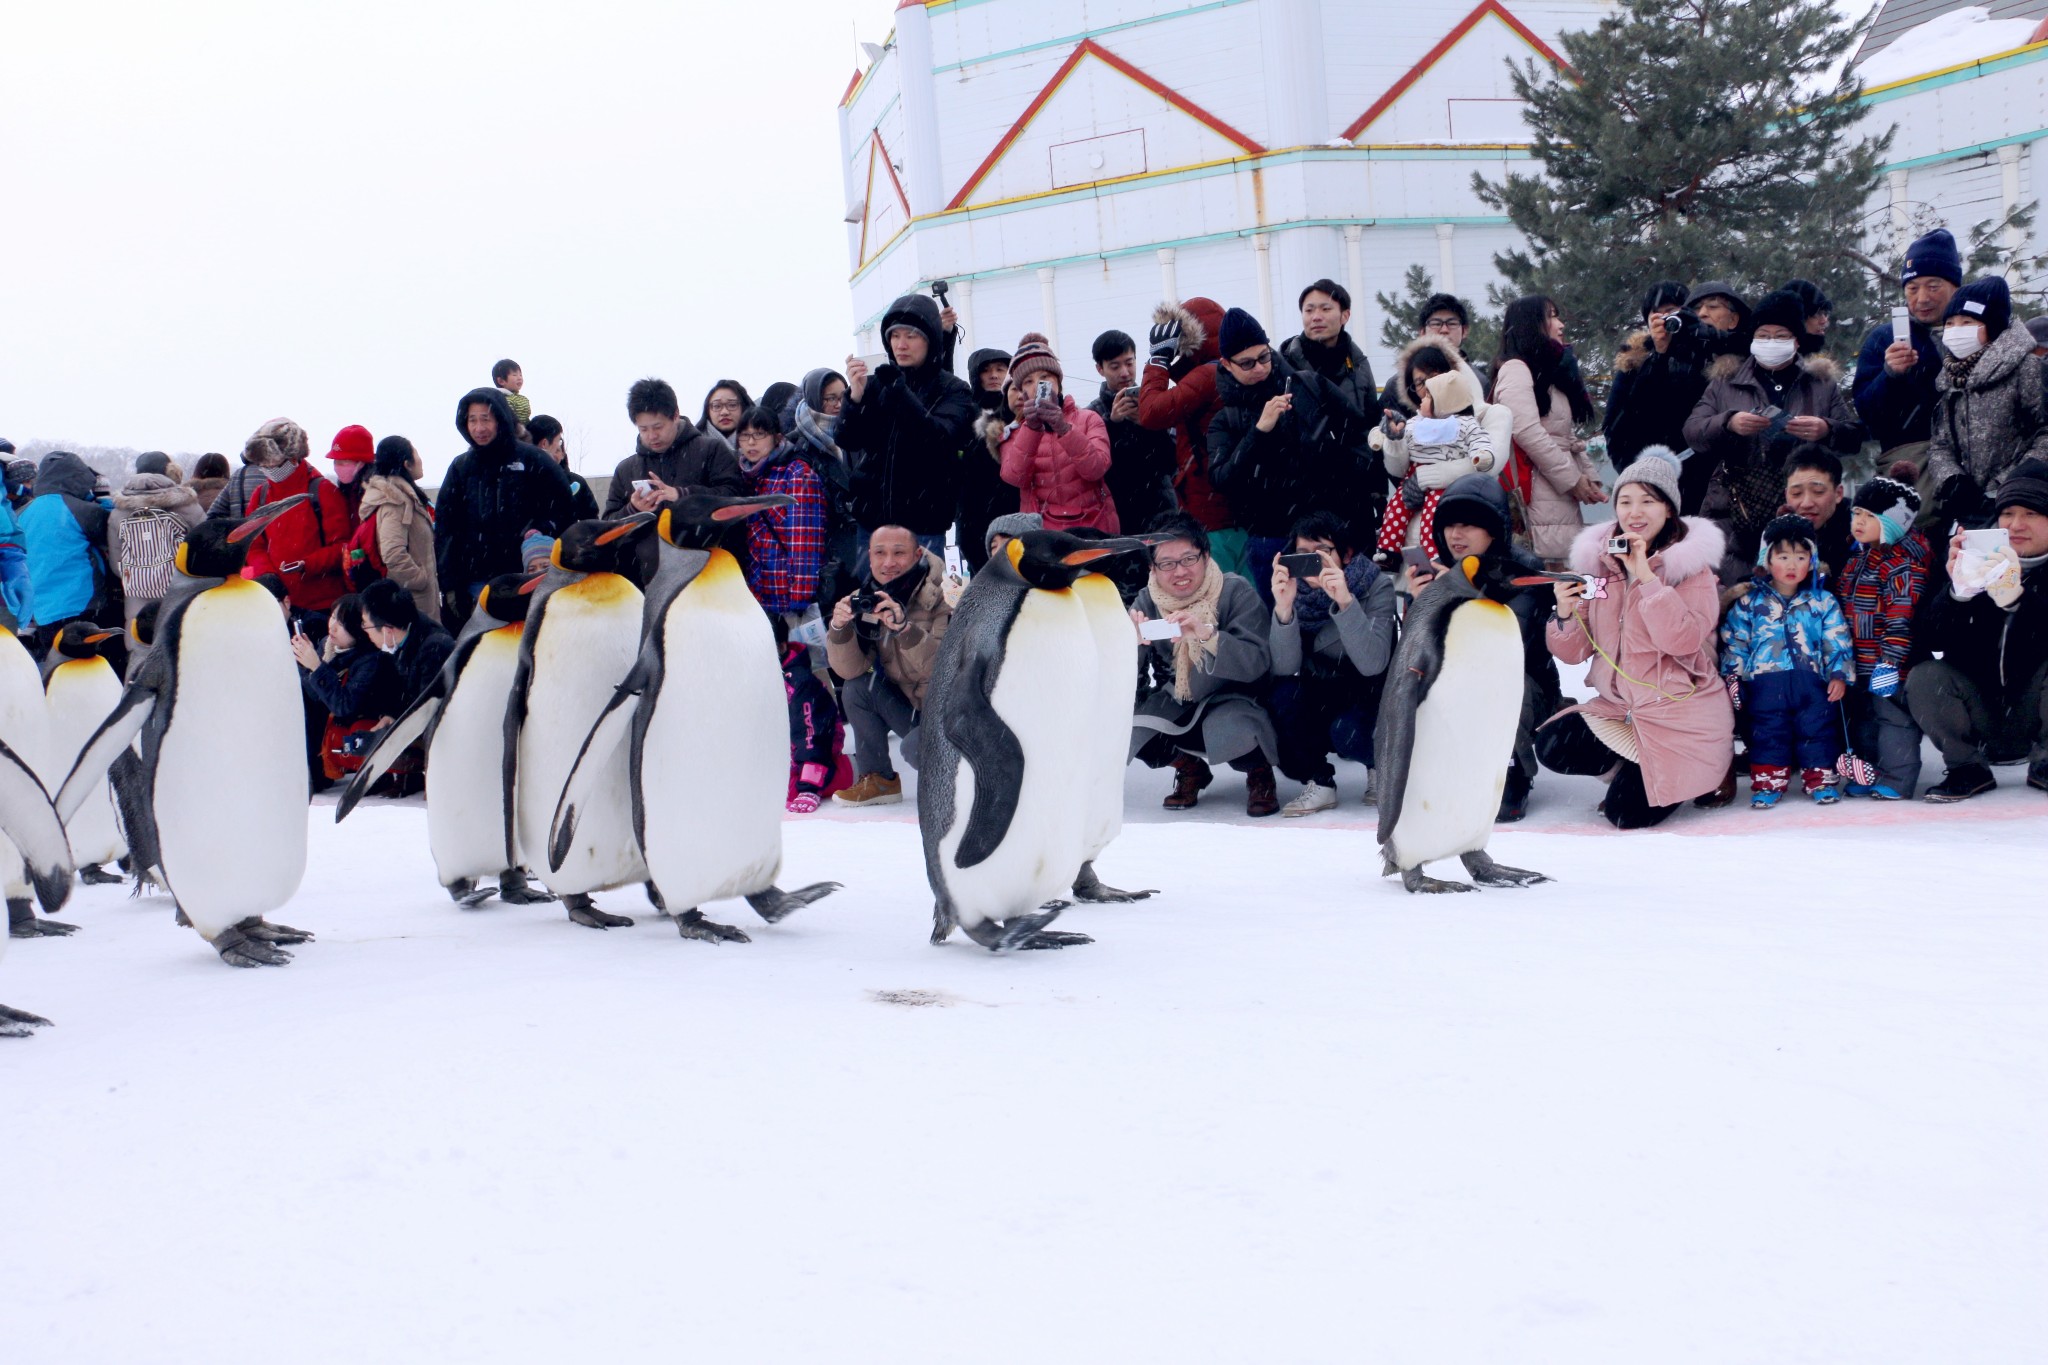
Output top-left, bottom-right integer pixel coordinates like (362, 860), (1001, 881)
(1293, 555), (1379, 637)
(1149, 556), (1226, 702)
(791, 400), (840, 460)
(1942, 350), (1985, 388)
(870, 554), (930, 610)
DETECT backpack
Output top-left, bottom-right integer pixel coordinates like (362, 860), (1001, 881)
(346, 508), (387, 590)
(118, 509), (185, 600)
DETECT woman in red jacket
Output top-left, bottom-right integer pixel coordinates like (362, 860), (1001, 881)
(997, 333), (1118, 535)
(241, 417), (356, 623)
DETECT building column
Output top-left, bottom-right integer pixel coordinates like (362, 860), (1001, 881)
(1887, 169), (1912, 254)
(892, 4), (944, 215)
(1435, 222), (1457, 292)
(1342, 225), (1365, 321)
(950, 277), (975, 357)
(1158, 247), (1179, 305)
(1038, 267), (1060, 353)
(1254, 233), (1275, 328)
(1998, 143), (2026, 268)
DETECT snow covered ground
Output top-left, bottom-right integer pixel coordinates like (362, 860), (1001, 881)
(4, 753), (2043, 1362)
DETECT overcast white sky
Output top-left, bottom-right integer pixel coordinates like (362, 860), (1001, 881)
(1, 0), (897, 480)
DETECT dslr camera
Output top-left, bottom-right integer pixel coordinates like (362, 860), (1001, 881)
(850, 589), (885, 640)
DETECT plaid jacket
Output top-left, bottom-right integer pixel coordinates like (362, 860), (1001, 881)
(1836, 532), (1930, 676)
(741, 449), (827, 615)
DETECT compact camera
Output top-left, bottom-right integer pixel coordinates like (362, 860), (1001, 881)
(1606, 534), (1633, 556)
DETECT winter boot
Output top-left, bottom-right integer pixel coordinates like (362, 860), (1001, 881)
(1802, 768), (1839, 804)
(2028, 758), (2048, 794)
(833, 772), (903, 807)
(1496, 767), (1531, 824)
(1163, 755), (1212, 810)
(1244, 764), (1280, 818)
(1925, 764), (1996, 803)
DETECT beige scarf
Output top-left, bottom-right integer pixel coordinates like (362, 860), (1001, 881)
(1149, 556), (1226, 701)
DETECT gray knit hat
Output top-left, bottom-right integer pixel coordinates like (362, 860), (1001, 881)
(985, 512), (1043, 553)
(1614, 445), (1684, 509)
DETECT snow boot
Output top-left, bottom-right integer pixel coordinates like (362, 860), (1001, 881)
(1925, 764), (1995, 803)
(1244, 764), (1280, 818)
(1163, 755), (1211, 810)
(1802, 768), (1839, 804)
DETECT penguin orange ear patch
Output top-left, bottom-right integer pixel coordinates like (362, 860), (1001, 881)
(1462, 555), (1482, 581)
(1006, 539), (1026, 569)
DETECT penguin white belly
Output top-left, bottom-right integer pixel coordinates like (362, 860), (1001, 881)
(0, 627), (49, 897)
(1075, 575), (1135, 863)
(937, 590), (1097, 928)
(153, 580), (308, 937)
(1389, 600), (1525, 869)
(44, 658), (126, 865)
(638, 551), (785, 908)
(518, 576), (647, 895)
(427, 624), (525, 884)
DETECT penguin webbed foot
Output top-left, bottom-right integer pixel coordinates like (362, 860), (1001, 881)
(969, 904), (1090, 953)
(744, 881), (842, 924)
(563, 895), (633, 930)
(1460, 851), (1550, 889)
(79, 863), (125, 887)
(1017, 929), (1094, 950)
(674, 909), (750, 944)
(1070, 863), (1155, 903)
(8, 897), (79, 937)
(494, 869), (555, 905)
(213, 926), (293, 968)
(0, 1003), (53, 1036)
(239, 917), (314, 945)
(448, 878), (495, 908)
(1400, 865), (1475, 895)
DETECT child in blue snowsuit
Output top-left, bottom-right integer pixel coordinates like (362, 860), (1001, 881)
(1722, 514), (1856, 807)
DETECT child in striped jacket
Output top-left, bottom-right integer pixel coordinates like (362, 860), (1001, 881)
(1836, 471), (1931, 799)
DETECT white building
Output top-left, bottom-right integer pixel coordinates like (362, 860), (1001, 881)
(837, 0), (1611, 396)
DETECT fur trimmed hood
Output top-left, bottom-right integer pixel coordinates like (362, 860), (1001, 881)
(1612, 330), (1653, 374)
(1387, 335), (1467, 411)
(971, 408), (1010, 460)
(113, 473), (199, 515)
(1705, 352), (1839, 385)
(1568, 515), (1726, 584)
(1152, 297), (1224, 368)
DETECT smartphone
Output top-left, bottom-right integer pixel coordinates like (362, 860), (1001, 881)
(856, 351), (889, 373)
(1122, 385), (1140, 401)
(1035, 378), (1053, 404)
(1138, 617), (1183, 641)
(631, 479), (655, 497)
(290, 617), (305, 638)
(1400, 546), (1435, 573)
(1279, 552), (1324, 580)
(1891, 304), (1912, 342)
(944, 543), (964, 580)
(1283, 377), (1293, 396)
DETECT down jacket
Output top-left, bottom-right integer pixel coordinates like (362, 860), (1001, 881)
(1136, 297), (1233, 531)
(1492, 356), (1598, 561)
(356, 473), (440, 621)
(1544, 517), (1735, 807)
(1924, 321), (2048, 522)
(824, 549), (952, 709)
(998, 395), (1118, 534)
(244, 458), (356, 613)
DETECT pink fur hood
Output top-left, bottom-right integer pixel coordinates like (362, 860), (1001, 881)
(1567, 516), (1726, 585)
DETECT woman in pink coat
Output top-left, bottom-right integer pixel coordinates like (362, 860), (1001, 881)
(1534, 447), (1735, 827)
(997, 333), (1120, 534)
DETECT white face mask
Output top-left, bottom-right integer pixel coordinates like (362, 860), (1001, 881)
(1942, 325), (1984, 359)
(1750, 337), (1797, 368)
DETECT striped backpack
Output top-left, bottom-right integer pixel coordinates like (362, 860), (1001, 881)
(118, 508), (185, 599)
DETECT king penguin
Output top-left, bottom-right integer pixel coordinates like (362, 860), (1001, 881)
(1375, 555), (1550, 893)
(920, 530), (1155, 952)
(1, 621), (74, 938)
(505, 517), (655, 928)
(56, 497), (320, 964)
(551, 495), (841, 943)
(0, 735), (75, 1036)
(336, 572), (556, 908)
(41, 622), (129, 886)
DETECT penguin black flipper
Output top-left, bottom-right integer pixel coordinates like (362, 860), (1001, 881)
(54, 685), (159, 825)
(0, 739), (75, 915)
(547, 663), (649, 875)
(942, 636), (1026, 870)
(1373, 579), (1458, 851)
(333, 635), (476, 822)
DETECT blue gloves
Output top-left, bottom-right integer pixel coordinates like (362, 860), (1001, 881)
(1869, 664), (1901, 698)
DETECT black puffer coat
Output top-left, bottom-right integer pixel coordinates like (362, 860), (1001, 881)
(1205, 352), (1333, 538)
(434, 388), (577, 595)
(839, 294), (976, 535)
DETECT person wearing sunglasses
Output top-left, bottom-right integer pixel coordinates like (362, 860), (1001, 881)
(1206, 307), (1338, 609)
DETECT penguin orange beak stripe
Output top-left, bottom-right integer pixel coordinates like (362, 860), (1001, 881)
(595, 513), (657, 545)
(83, 631), (119, 644)
(226, 492), (309, 543)
(1060, 547), (1118, 566)
(517, 572), (545, 594)
(709, 497), (794, 522)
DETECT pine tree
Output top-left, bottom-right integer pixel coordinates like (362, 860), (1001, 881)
(1373, 266), (1502, 366)
(1473, 0), (1890, 370)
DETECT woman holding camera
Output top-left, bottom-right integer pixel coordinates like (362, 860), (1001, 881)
(997, 334), (1118, 534)
(1536, 450), (1734, 828)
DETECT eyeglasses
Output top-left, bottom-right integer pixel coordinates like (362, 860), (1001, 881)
(1225, 350), (1273, 371)
(1422, 317), (1463, 333)
(708, 399), (743, 414)
(1154, 552), (1205, 572)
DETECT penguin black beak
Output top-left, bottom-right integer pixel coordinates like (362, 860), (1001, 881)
(594, 513), (658, 545)
(227, 493), (309, 543)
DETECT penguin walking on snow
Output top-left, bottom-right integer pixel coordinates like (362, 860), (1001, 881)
(0, 736), (75, 1035)
(56, 498), (319, 965)
(336, 572), (556, 908)
(505, 518), (657, 928)
(0, 622), (76, 938)
(1376, 555), (1551, 893)
(551, 495), (840, 942)
(41, 622), (129, 887)
(920, 531), (1157, 951)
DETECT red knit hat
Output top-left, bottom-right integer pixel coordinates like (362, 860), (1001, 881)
(327, 425), (374, 462)
(1008, 332), (1062, 390)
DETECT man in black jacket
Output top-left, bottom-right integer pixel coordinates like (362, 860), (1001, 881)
(1278, 279), (1382, 537)
(1906, 459), (2048, 801)
(604, 378), (745, 519)
(1087, 328), (1177, 534)
(840, 293), (975, 557)
(434, 388), (576, 626)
